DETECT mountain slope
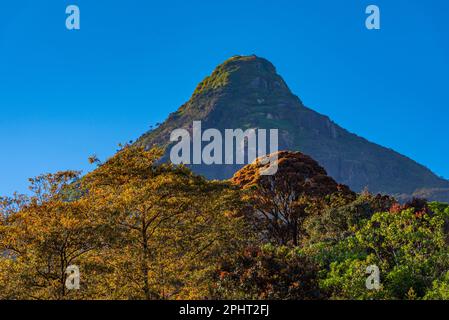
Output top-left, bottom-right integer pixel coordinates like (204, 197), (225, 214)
(137, 55), (449, 202)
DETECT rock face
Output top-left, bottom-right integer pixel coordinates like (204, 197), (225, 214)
(137, 55), (449, 202)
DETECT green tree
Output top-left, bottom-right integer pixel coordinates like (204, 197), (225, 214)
(317, 202), (449, 299)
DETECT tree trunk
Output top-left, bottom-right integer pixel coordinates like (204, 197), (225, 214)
(141, 224), (151, 300)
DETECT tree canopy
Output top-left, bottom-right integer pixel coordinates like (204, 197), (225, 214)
(1, 148), (449, 300)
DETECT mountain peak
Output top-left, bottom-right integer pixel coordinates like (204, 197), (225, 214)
(220, 55), (277, 73)
(137, 55), (449, 202)
(192, 55), (291, 99)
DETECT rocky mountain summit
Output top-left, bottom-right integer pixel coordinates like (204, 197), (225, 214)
(137, 55), (449, 202)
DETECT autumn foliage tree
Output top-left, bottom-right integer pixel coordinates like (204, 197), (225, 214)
(81, 146), (248, 299)
(232, 151), (354, 246)
(0, 146), (249, 300)
(0, 172), (109, 299)
(2, 146), (449, 300)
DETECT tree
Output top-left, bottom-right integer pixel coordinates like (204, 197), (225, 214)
(0, 172), (109, 299)
(212, 244), (321, 299)
(304, 192), (395, 244)
(232, 151), (354, 246)
(82, 146), (248, 299)
(318, 201), (449, 299)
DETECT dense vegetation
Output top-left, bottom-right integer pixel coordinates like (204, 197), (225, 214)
(1, 147), (449, 300)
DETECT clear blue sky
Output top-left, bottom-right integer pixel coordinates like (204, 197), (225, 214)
(1, 0), (448, 196)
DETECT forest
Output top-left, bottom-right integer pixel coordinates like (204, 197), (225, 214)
(1, 146), (449, 300)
